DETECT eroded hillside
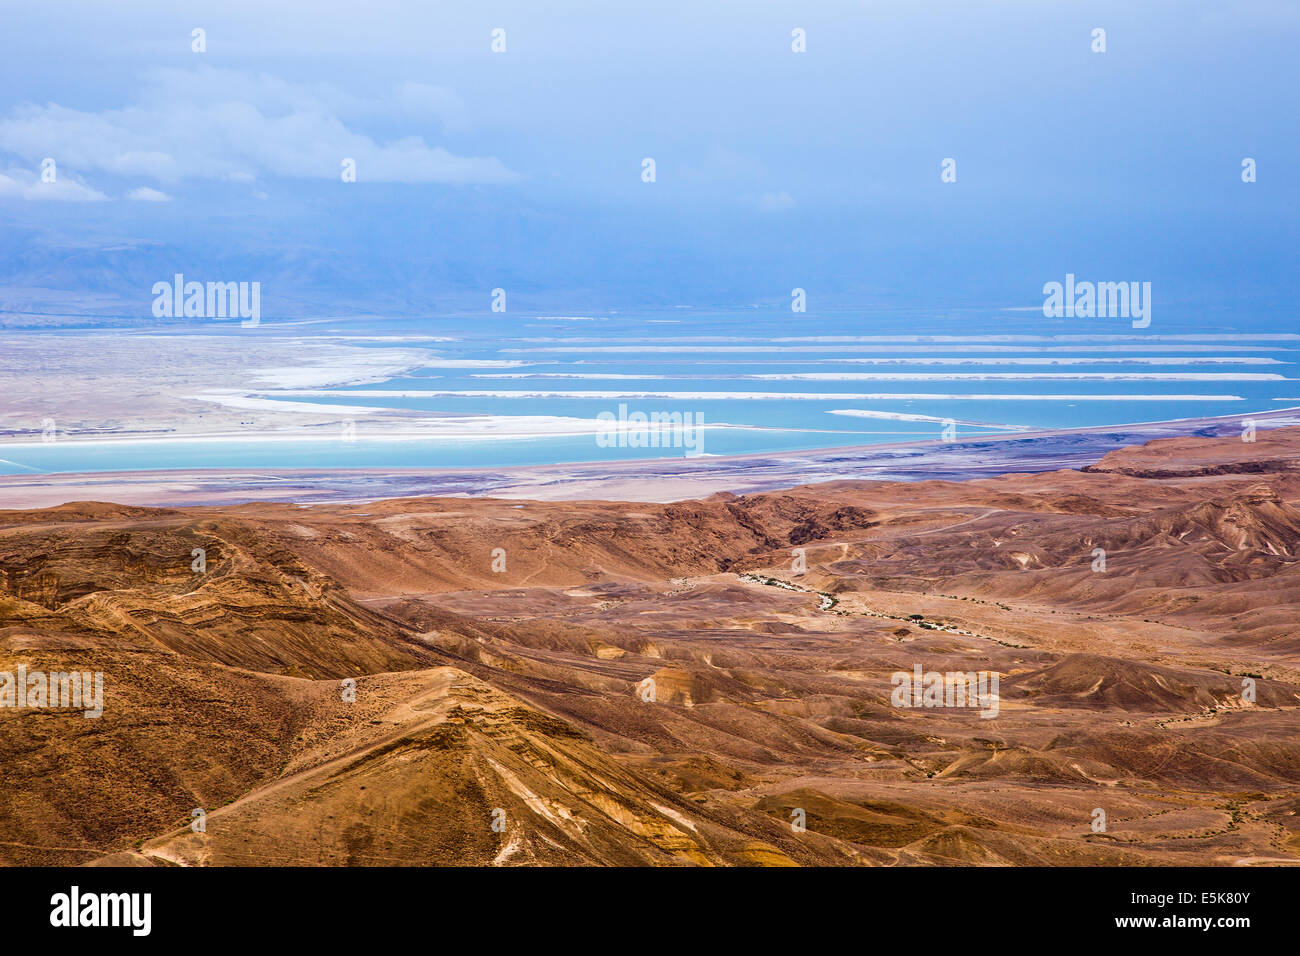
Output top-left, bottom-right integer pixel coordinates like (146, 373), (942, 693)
(3, 428), (1300, 865)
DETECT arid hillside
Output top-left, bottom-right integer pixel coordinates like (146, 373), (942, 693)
(3, 427), (1300, 866)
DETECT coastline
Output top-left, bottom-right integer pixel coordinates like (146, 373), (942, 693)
(0, 329), (434, 444)
(2, 405), (1297, 510)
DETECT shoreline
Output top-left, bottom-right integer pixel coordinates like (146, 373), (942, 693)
(2, 406), (1297, 510)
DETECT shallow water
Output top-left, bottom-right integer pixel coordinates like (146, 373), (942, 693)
(4, 308), (1296, 475)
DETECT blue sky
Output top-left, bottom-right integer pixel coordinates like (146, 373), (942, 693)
(0, 0), (1296, 318)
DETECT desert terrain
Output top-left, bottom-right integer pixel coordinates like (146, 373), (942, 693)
(2, 425), (1299, 866)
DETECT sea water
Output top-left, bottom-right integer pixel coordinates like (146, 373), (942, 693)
(3, 308), (1296, 475)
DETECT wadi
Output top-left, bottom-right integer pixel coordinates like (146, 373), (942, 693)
(1, 425), (1299, 866)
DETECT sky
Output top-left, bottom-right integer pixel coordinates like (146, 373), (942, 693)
(0, 0), (1296, 319)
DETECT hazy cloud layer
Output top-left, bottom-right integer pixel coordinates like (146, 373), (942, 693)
(0, 167), (108, 201)
(126, 186), (171, 201)
(0, 67), (517, 187)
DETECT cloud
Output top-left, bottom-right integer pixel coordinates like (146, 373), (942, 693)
(0, 167), (108, 201)
(126, 186), (171, 202)
(0, 67), (518, 186)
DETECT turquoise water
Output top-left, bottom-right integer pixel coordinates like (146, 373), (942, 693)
(4, 309), (1297, 475)
(0, 430), (843, 473)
